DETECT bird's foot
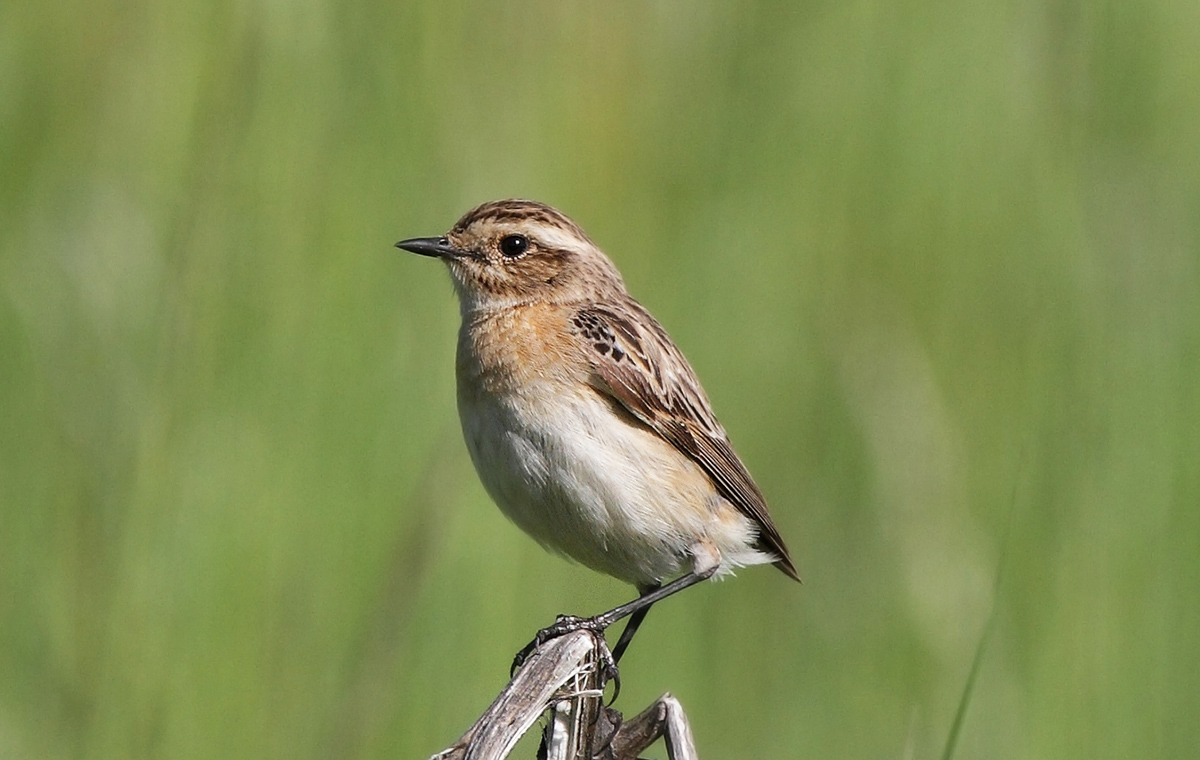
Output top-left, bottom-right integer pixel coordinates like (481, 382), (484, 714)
(510, 615), (617, 682)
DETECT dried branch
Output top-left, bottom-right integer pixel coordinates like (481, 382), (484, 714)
(427, 630), (698, 760)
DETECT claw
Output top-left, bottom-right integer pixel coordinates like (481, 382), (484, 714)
(510, 642), (537, 676)
(596, 642), (622, 704)
(509, 615), (611, 677)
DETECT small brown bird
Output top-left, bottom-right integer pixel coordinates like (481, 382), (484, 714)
(397, 199), (797, 667)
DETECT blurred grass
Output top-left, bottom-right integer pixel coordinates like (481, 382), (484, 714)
(1, 0), (1198, 758)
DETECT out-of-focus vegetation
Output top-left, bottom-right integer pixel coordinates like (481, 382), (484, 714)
(2, 1), (1197, 758)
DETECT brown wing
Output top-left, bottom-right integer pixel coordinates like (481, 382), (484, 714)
(571, 303), (800, 581)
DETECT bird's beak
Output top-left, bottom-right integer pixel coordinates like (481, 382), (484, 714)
(395, 236), (460, 259)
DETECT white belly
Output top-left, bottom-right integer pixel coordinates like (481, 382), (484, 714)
(457, 382), (767, 586)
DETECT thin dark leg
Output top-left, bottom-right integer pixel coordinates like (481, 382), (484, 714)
(511, 567), (717, 675)
(610, 584), (659, 664)
(589, 567), (715, 629)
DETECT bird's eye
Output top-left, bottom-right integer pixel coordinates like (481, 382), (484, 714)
(499, 234), (529, 258)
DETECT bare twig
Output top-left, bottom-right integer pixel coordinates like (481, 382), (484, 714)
(427, 631), (698, 760)
(609, 694), (698, 760)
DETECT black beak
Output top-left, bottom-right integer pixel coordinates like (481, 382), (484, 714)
(395, 236), (459, 258)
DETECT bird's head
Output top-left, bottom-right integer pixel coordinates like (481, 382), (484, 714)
(397, 199), (626, 313)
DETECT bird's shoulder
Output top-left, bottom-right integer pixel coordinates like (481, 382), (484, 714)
(567, 298), (724, 437)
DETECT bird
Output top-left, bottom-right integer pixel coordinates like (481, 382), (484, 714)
(396, 199), (798, 671)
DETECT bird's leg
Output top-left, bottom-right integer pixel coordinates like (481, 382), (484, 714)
(510, 567), (717, 676)
(610, 584), (659, 664)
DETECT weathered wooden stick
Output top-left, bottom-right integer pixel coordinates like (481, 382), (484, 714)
(427, 630), (698, 760)
(428, 631), (605, 760)
(542, 633), (609, 760)
(610, 694), (698, 760)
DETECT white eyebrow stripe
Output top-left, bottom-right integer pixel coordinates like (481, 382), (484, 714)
(530, 224), (588, 252)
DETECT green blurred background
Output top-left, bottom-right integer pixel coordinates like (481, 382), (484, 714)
(2, 0), (1198, 758)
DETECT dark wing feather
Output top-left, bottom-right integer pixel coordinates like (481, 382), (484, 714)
(571, 303), (799, 581)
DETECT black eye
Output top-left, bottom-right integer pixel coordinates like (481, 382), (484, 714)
(499, 234), (529, 258)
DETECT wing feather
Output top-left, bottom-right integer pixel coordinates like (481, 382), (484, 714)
(570, 303), (799, 581)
